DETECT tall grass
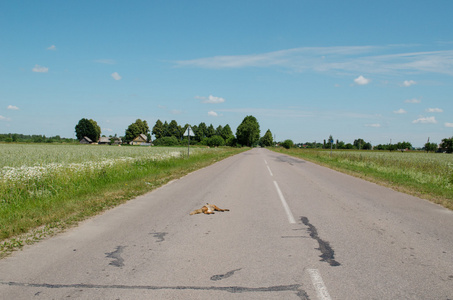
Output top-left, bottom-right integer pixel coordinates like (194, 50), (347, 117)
(272, 148), (453, 210)
(0, 144), (246, 255)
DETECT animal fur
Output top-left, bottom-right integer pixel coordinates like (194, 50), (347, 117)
(190, 203), (230, 215)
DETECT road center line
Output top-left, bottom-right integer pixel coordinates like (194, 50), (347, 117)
(266, 165), (273, 176)
(264, 159), (273, 176)
(273, 181), (296, 224)
(307, 269), (332, 300)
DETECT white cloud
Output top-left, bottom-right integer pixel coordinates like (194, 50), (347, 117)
(405, 98), (421, 103)
(445, 123), (453, 128)
(365, 123), (381, 127)
(95, 59), (116, 65)
(32, 64), (49, 73)
(354, 75), (371, 85)
(111, 72), (122, 80)
(208, 111), (218, 117)
(393, 108), (407, 114)
(47, 45), (56, 50)
(403, 80), (416, 87)
(197, 95), (225, 104)
(412, 116), (437, 124)
(103, 128), (113, 132)
(7, 105), (19, 110)
(174, 46), (453, 76)
(426, 108), (443, 113)
(0, 115), (11, 121)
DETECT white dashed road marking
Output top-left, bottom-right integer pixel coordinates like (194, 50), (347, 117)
(267, 165), (273, 176)
(307, 269), (332, 300)
(273, 180), (296, 224)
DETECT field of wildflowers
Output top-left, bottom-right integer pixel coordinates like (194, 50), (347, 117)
(0, 144), (191, 183)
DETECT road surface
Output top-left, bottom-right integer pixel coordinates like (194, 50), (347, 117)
(1, 148), (452, 299)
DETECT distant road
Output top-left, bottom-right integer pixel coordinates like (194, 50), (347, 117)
(1, 148), (452, 299)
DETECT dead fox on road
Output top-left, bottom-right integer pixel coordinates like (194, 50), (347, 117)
(190, 204), (230, 215)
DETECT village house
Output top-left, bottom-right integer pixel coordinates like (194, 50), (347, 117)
(79, 136), (93, 144)
(130, 134), (150, 145)
(98, 136), (111, 145)
(98, 136), (123, 145)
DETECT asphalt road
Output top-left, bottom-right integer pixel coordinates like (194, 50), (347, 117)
(1, 148), (452, 299)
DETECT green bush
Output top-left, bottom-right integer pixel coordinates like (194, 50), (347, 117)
(281, 139), (294, 149)
(225, 136), (236, 147)
(207, 136), (225, 147)
(153, 136), (180, 146)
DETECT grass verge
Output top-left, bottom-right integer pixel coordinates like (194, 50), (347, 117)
(270, 148), (453, 210)
(0, 147), (247, 257)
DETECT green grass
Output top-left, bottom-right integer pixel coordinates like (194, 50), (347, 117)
(271, 148), (453, 210)
(0, 145), (246, 256)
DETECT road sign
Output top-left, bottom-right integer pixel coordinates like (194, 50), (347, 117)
(184, 126), (195, 137)
(185, 126), (195, 157)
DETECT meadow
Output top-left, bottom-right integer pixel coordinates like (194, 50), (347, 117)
(0, 144), (188, 182)
(0, 144), (245, 255)
(272, 148), (453, 210)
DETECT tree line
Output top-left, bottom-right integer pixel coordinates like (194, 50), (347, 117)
(294, 136), (453, 153)
(75, 115), (274, 147)
(0, 133), (77, 143)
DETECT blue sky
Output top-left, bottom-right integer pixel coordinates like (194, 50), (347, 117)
(1, 0), (452, 146)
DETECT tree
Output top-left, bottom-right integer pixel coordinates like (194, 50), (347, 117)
(206, 124), (216, 138)
(75, 118), (101, 142)
(134, 119), (150, 135)
(362, 142), (372, 150)
(152, 119), (165, 139)
(167, 120), (180, 138)
(281, 139), (294, 149)
(424, 142), (438, 153)
(219, 124), (235, 146)
(353, 138), (365, 150)
(440, 137), (453, 153)
(162, 121), (169, 137)
(215, 125), (223, 136)
(221, 124), (233, 139)
(195, 122), (207, 142)
(236, 115), (260, 147)
(260, 129), (273, 147)
(396, 141), (412, 151)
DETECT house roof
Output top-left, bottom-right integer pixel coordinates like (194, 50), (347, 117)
(99, 136), (110, 143)
(82, 136), (92, 142)
(133, 134), (148, 142)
